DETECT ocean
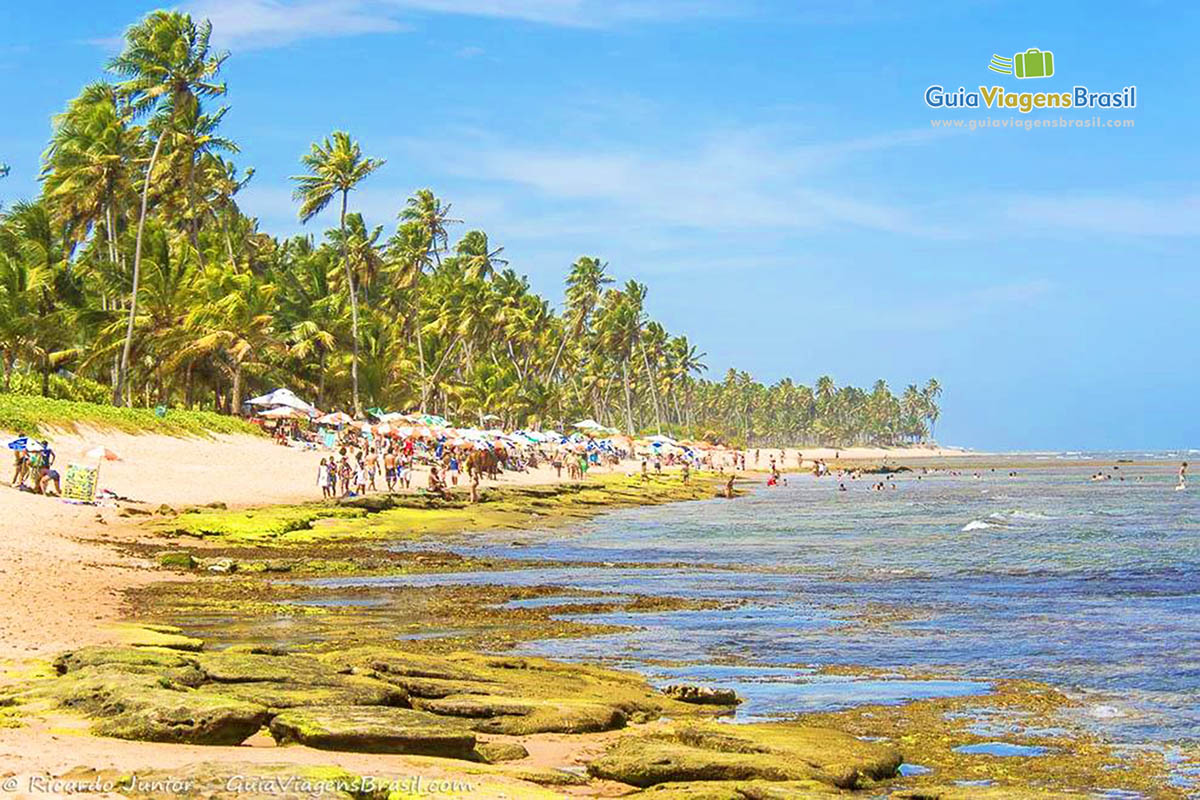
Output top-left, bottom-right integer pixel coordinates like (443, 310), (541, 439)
(311, 459), (1199, 749)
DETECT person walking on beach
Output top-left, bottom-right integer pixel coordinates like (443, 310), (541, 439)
(1179, 461), (1189, 490)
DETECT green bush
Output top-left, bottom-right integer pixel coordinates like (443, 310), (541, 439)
(4, 371), (111, 403)
(0, 394), (262, 437)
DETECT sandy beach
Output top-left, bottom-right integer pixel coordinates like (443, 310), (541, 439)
(0, 428), (966, 662)
(0, 429), (977, 796)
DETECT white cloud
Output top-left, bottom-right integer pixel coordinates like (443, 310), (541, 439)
(1005, 192), (1200, 237)
(237, 125), (958, 260)
(185, 0), (409, 48)
(378, 0), (733, 27)
(179, 0), (734, 49)
(429, 127), (955, 238)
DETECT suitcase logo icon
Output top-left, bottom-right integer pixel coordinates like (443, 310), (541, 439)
(988, 48), (1055, 79)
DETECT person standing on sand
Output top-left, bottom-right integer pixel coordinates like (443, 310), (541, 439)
(318, 458), (331, 499)
(1180, 461), (1189, 490)
(384, 448), (397, 492)
(365, 448), (379, 492)
(10, 435), (29, 488)
(681, 462), (690, 484)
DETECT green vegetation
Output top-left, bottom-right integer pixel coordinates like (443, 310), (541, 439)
(0, 9), (943, 447)
(0, 394), (260, 436)
(155, 473), (721, 544)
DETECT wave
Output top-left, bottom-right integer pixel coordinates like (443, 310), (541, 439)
(961, 520), (995, 532)
(990, 510), (1055, 522)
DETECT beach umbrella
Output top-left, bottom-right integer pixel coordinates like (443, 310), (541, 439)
(646, 434), (678, 446)
(6, 436), (28, 451)
(573, 418), (605, 431)
(246, 388), (317, 414)
(85, 446), (121, 462)
(317, 411), (353, 425)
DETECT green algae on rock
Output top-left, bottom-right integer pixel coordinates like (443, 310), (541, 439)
(92, 689), (270, 745)
(631, 779), (846, 799)
(158, 551), (197, 569)
(417, 694), (626, 734)
(196, 676), (406, 710)
(587, 721), (902, 790)
(474, 740), (530, 763)
(109, 622), (204, 651)
(153, 474), (723, 545)
(268, 704), (477, 757)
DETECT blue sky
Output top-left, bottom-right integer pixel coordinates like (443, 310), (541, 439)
(1, 0), (1197, 451)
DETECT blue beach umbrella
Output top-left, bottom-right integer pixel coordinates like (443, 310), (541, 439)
(6, 436), (28, 451)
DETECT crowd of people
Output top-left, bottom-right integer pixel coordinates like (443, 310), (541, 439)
(7, 435), (60, 496)
(309, 425), (647, 503)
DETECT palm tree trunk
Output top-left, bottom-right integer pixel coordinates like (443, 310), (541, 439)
(222, 214), (236, 266)
(118, 132), (165, 407)
(231, 362), (243, 412)
(547, 323), (572, 383)
(621, 360), (634, 435)
(340, 190), (362, 418)
(638, 339), (663, 434)
(415, 296), (427, 412)
(317, 351), (326, 409)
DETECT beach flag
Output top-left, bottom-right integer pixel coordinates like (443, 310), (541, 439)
(6, 436), (28, 451)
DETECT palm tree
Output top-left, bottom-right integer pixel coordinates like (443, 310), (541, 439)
(291, 131), (384, 417)
(108, 10), (227, 406)
(41, 83), (142, 399)
(401, 189), (459, 267)
(547, 256), (611, 381)
(454, 230), (507, 281)
(923, 378), (942, 441)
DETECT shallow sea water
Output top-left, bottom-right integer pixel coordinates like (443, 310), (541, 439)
(309, 461), (1200, 745)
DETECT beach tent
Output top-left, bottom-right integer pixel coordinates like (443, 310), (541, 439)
(317, 411), (353, 425)
(246, 388), (317, 415)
